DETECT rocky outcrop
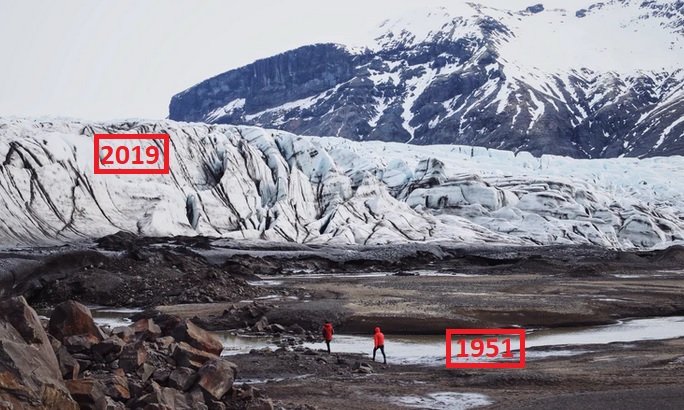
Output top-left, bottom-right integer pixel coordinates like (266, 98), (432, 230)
(0, 298), (269, 409)
(48, 301), (105, 343)
(169, 44), (357, 125)
(196, 359), (237, 400)
(0, 297), (79, 409)
(172, 320), (224, 356)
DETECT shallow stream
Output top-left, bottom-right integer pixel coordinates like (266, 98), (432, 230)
(89, 307), (684, 365)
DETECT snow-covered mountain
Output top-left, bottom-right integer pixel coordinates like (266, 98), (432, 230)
(1, 118), (682, 249)
(169, 0), (684, 158)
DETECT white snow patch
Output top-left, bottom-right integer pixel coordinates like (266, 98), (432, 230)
(654, 115), (684, 149)
(205, 98), (246, 122)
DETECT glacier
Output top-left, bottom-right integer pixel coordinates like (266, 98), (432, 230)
(0, 118), (682, 249)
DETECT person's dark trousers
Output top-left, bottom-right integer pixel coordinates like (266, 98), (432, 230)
(373, 345), (386, 364)
(325, 340), (331, 353)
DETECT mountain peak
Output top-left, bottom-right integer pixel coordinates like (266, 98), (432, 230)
(169, 0), (684, 159)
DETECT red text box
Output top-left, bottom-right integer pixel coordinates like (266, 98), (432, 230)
(94, 134), (170, 174)
(446, 328), (526, 369)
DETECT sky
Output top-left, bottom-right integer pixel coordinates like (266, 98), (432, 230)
(0, 0), (456, 121)
(2, 0), (673, 121)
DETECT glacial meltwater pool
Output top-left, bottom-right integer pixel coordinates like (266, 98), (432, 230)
(89, 308), (684, 366)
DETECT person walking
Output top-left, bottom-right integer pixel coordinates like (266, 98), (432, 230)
(322, 320), (334, 354)
(372, 326), (386, 364)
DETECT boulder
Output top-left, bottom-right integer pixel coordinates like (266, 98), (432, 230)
(0, 296), (79, 409)
(65, 378), (107, 409)
(126, 378), (145, 399)
(93, 372), (130, 401)
(118, 342), (148, 372)
(48, 301), (104, 343)
(172, 320), (223, 355)
(104, 396), (126, 410)
(72, 352), (93, 372)
(137, 362), (156, 382)
(188, 387), (208, 410)
(172, 341), (219, 370)
(151, 367), (171, 384)
(131, 380), (164, 408)
(196, 359), (237, 400)
(352, 361), (373, 373)
(161, 387), (194, 410)
(133, 318), (162, 341)
(110, 326), (134, 343)
(55, 345), (81, 379)
(267, 323), (286, 333)
(168, 367), (198, 391)
(92, 336), (126, 361)
(63, 333), (100, 353)
(0, 296), (48, 344)
(252, 316), (269, 332)
(155, 335), (175, 350)
(132, 381), (198, 410)
(148, 314), (182, 336)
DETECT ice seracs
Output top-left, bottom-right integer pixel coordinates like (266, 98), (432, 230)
(0, 118), (682, 249)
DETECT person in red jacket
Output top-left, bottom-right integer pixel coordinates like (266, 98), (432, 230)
(372, 326), (386, 364)
(322, 320), (334, 353)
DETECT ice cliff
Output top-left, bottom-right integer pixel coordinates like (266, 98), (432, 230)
(0, 118), (682, 248)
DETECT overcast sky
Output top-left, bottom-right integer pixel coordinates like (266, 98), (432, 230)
(0, 0), (449, 120)
(0, 0), (589, 121)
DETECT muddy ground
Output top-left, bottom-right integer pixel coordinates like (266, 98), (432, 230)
(227, 338), (684, 410)
(2, 233), (684, 408)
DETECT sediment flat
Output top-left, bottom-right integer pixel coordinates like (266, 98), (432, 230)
(3, 235), (684, 409)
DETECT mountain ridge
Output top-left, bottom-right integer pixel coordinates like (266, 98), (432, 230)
(168, 0), (684, 158)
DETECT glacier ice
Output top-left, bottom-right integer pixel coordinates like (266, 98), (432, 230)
(0, 118), (682, 249)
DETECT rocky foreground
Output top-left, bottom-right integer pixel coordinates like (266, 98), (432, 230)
(0, 297), (273, 409)
(2, 237), (684, 408)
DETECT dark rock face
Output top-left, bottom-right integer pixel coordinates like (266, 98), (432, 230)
(0, 297), (79, 409)
(172, 320), (224, 356)
(169, 3), (684, 159)
(526, 4), (545, 14)
(48, 301), (104, 343)
(169, 44), (358, 124)
(65, 378), (108, 409)
(173, 341), (219, 370)
(196, 359), (237, 400)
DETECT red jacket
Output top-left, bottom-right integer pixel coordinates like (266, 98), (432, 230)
(374, 327), (385, 347)
(322, 322), (334, 341)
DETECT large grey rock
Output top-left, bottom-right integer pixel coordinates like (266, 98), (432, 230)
(118, 342), (148, 372)
(48, 301), (104, 343)
(65, 378), (107, 410)
(55, 345), (81, 379)
(0, 296), (79, 409)
(172, 320), (223, 356)
(195, 359), (238, 400)
(172, 342), (219, 370)
(93, 371), (130, 401)
(132, 318), (162, 341)
(168, 367), (198, 391)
